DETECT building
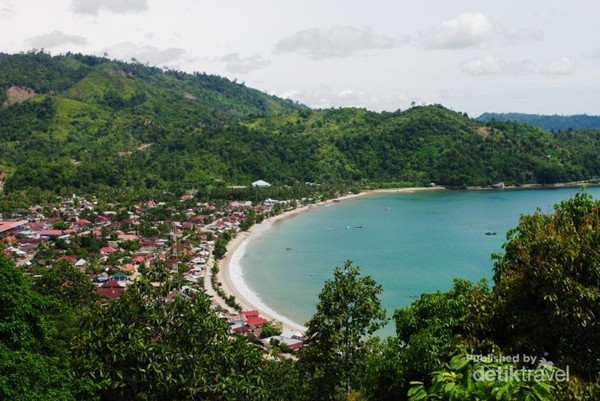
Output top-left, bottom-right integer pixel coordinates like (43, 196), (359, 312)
(251, 180), (271, 188)
(0, 220), (28, 237)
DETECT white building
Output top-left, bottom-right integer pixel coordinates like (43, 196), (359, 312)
(251, 180), (271, 188)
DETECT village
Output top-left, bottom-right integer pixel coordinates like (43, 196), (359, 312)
(0, 181), (306, 355)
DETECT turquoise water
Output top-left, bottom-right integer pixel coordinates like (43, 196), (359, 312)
(243, 187), (600, 334)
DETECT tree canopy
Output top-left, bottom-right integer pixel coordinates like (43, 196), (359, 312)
(300, 260), (387, 400)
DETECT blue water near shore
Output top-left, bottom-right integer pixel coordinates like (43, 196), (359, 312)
(242, 187), (600, 335)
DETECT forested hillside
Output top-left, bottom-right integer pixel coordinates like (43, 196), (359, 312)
(2, 51), (600, 203)
(478, 112), (600, 131)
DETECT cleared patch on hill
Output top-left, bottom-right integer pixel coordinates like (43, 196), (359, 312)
(3, 86), (36, 106)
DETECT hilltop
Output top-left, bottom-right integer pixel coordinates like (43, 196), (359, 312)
(1, 51), (600, 203)
(477, 112), (600, 131)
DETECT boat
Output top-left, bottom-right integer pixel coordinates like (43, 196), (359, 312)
(355, 226), (363, 228)
(485, 231), (497, 236)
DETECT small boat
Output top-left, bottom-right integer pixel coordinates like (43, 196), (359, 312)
(346, 226), (351, 229)
(485, 231), (497, 236)
(286, 247), (292, 250)
(355, 226), (363, 228)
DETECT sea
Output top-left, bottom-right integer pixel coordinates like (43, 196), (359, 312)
(240, 187), (600, 336)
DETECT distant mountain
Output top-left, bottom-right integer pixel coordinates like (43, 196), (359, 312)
(2, 51), (600, 202)
(477, 112), (600, 131)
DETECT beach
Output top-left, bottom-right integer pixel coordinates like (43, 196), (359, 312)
(215, 187), (445, 334)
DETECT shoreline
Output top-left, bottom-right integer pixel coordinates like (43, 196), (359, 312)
(216, 186), (445, 334)
(216, 182), (594, 334)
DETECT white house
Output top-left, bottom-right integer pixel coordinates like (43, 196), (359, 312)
(251, 180), (271, 188)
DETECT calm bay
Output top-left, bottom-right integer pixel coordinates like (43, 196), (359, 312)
(242, 187), (600, 334)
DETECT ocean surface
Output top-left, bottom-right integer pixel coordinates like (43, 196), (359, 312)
(241, 187), (600, 335)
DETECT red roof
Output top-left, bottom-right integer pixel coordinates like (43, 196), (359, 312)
(95, 287), (124, 302)
(0, 220), (28, 234)
(101, 280), (123, 288)
(120, 264), (135, 272)
(57, 255), (77, 263)
(233, 325), (251, 334)
(39, 229), (64, 236)
(246, 316), (268, 326)
(241, 310), (259, 318)
(131, 256), (145, 263)
(100, 246), (117, 254)
(75, 219), (91, 225)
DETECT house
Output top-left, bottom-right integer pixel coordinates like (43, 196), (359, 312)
(241, 310), (260, 319)
(246, 316), (268, 327)
(39, 229), (66, 239)
(75, 258), (88, 268)
(112, 272), (128, 283)
(5, 247), (26, 257)
(131, 256), (145, 264)
(0, 220), (28, 237)
(260, 335), (304, 352)
(120, 263), (136, 273)
(95, 280), (125, 302)
(251, 180), (271, 188)
(57, 255), (77, 264)
(118, 233), (139, 241)
(75, 219), (92, 227)
(100, 246), (117, 255)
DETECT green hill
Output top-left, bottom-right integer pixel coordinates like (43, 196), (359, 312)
(477, 112), (600, 131)
(1, 51), (600, 201)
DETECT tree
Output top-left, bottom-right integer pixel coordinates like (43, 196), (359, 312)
(299, 260), (387, 400)
(70, 278), (287, 400)
(394, 279), (489, 382)
(0, 256), (76, 400)
(476, 191), (600, 380)
(33, 261), (95, 308)
(408, 353), (557, 401)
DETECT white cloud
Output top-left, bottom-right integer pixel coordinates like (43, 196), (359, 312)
(71, 0), (148, 16)
(280, 85), (409, 111)
(419, 12), (542, 49)
(274, 26), (408, 59)
(102, 42), (185, 66)
(542, 57), (576, 75)
(586, 48), (600, 59)
(460, 56), (576, 76)
(0, 4), (14, 18)
(218, 53), (270, 74)
(26, 30), (87, 48)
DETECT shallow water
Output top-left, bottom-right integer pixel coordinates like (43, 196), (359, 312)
(241, 187), (600, 335)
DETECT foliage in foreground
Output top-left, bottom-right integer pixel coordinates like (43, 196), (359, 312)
(408, 354), (557, 401)
(475, 191), (600, 379)
(300, 260), (388, 400)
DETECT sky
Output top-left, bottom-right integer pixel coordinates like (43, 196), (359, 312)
(1, 0), (599, 116)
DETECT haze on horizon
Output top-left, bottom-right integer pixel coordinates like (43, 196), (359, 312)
(1, 0), (599, 117)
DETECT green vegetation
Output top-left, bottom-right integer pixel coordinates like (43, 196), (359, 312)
(478, 112), (600, 131)
(408, 354), (557, 401)
(300, 260), (388, 400)
(3, 51), (600, 209)
(1, 193), (600, 399)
